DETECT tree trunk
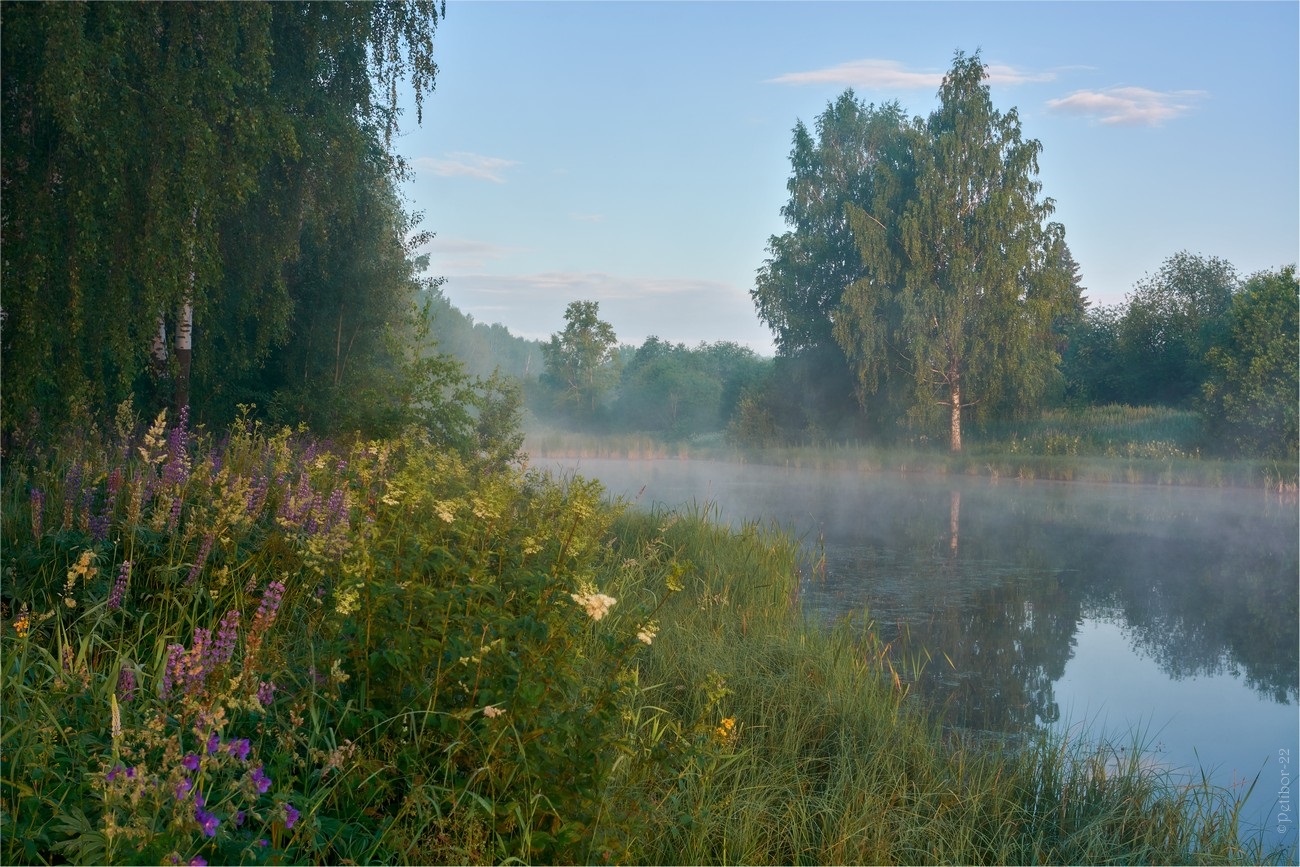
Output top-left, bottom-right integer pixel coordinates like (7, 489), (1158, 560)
(949, 379), (962, 452)
(174, 300), (192, 410)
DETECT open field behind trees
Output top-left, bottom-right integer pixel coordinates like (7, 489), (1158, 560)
(2, 415), (1286, 865)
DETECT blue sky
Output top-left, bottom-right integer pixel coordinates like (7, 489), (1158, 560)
(398, 1), (1299, 354)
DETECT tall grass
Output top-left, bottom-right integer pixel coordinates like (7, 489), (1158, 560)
(1, 409), (1285, 864)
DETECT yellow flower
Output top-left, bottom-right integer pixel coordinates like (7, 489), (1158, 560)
(715, 717), (737, 744)
(13, 607), (30, 638)
(636, 623), (658, 645)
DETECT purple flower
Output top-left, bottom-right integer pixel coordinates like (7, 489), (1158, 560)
(190, 859), (208, 867)
(256, 680), (276, 709)
(252, 581), (285, 634)
(249, 765), (271, 794)
(108, 561), (130, 610)
(163, 405), (192, 488)
(125, 766), (136, 779)
(283, 802), (299, 829)
(175, 778), (193, 801)
(195, 805), (219, 837)
(211, 609), (239, 669)
(234, 810), (246, 827)
(186, 533), (214, 586)
(117, 666), (137, 703)
(206, 731), (221, 755)
(182, 753), (200, 772)
(106, 764), (123, 782)
(161, 644), (184, 700)
(227, 738), (251, 762)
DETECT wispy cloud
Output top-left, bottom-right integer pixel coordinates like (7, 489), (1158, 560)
(1046, 86), (1208, 126)
(420, 237), (528, 270)
(413, 152), (519, 182)
(767, 58), (1055, 89)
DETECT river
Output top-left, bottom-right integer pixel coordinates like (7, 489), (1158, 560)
(539, 456), (1300, 854)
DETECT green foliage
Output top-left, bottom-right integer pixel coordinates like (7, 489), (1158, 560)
(423, 286), (546, 383)
(1200, 266), (1299, 459)
(1, 1), (444, 436)
(1118, 251), (1238, 407)
(540, 300), (621, 422)
(837, 50), (1077, 452)
(614, 338), (767, 440)
(1, 415), (1276, 865)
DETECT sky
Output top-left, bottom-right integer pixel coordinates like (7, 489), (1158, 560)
(397, 1), (1299, 355)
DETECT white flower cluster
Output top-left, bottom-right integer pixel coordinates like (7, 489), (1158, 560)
(571, 591), (617, 621)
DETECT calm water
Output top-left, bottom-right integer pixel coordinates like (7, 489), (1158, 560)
(540, 457), (1300, 852)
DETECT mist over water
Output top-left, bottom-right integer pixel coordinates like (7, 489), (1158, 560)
(539, 456), (1300, 852)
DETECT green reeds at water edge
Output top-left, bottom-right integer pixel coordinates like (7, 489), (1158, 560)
(1, 413), (1286, 864)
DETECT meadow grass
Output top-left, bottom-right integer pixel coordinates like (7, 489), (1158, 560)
(0, 409), (1286, 864)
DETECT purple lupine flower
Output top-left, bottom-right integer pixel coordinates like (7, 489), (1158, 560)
(30, 487), (44, 540)
(187, 628), (212, 694)
(252, 581), (285, 634)
(228, 738), (251, 762)
(212, 609), (239, 668)
(79, 488), (94, 535)
(163, 405), (191, 487)
(186, 533), (214, 586)
(108, 561), (130, 610)
(283, 803), (299, 829)
(168, 495), (183, 532)
(249, 765), (271, 794)
(182, 753), (200, 772)
(195, 805), (219, 837)
(256, 680), (276, 708)
(245, 472), (269, 517)
(207, 731), (221, 756)
(117, 666), (137, 703)
(106, 466), (125, 509)
(161, 643), (185, 700)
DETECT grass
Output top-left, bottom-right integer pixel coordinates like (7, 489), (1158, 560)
(525, 404), (1298, 490)
(0, 408), (1289, 864)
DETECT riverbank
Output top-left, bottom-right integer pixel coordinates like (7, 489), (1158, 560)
(525, 404), (1297, 491)
(1, 419), (1285, 864)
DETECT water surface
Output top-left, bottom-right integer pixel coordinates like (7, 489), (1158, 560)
(541, 456), (1300, 852)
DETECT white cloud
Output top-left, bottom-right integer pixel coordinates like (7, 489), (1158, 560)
(413, 152), (519, 182)
(1046, 86), (1208, 126)
(420, 237), (528, 270)
(767, 58), (1054, 89)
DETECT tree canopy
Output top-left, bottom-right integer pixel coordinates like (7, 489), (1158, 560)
(2, 1), (445, 438)
(835, 50), (1077, 450)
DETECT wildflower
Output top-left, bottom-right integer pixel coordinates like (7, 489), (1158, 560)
(234, 810), (246, 827)
(13, 605), (30, 639)
(118, 666), (137, 702)
(106, 764), (124, 782)
(207, 731), (221, 755)
(249, 765), (271, 794)
(186, 534), (214, 586)
(212, 609), (240, 668)
(483, 705), (505, 718)
(228, 738), (251, 762)
(175, 778), (193, 801)
(636, 623), (658, 645)
(182, 753), (200, 772)
(256, 680), (276, 709)
(571, 591), (617, 621)
(108, 561), (130, 610)
(715, 717), (737, 744)
(283, 802), (299, 829)
(195, 805), (219, 837)
(111, 694), (122, 740)
(190, 859), (208, 866)
(252, 580), (285, 633)
(161, 643), (184, 699)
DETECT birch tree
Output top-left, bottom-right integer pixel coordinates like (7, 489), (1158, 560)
(835, 50), (1075, 451)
